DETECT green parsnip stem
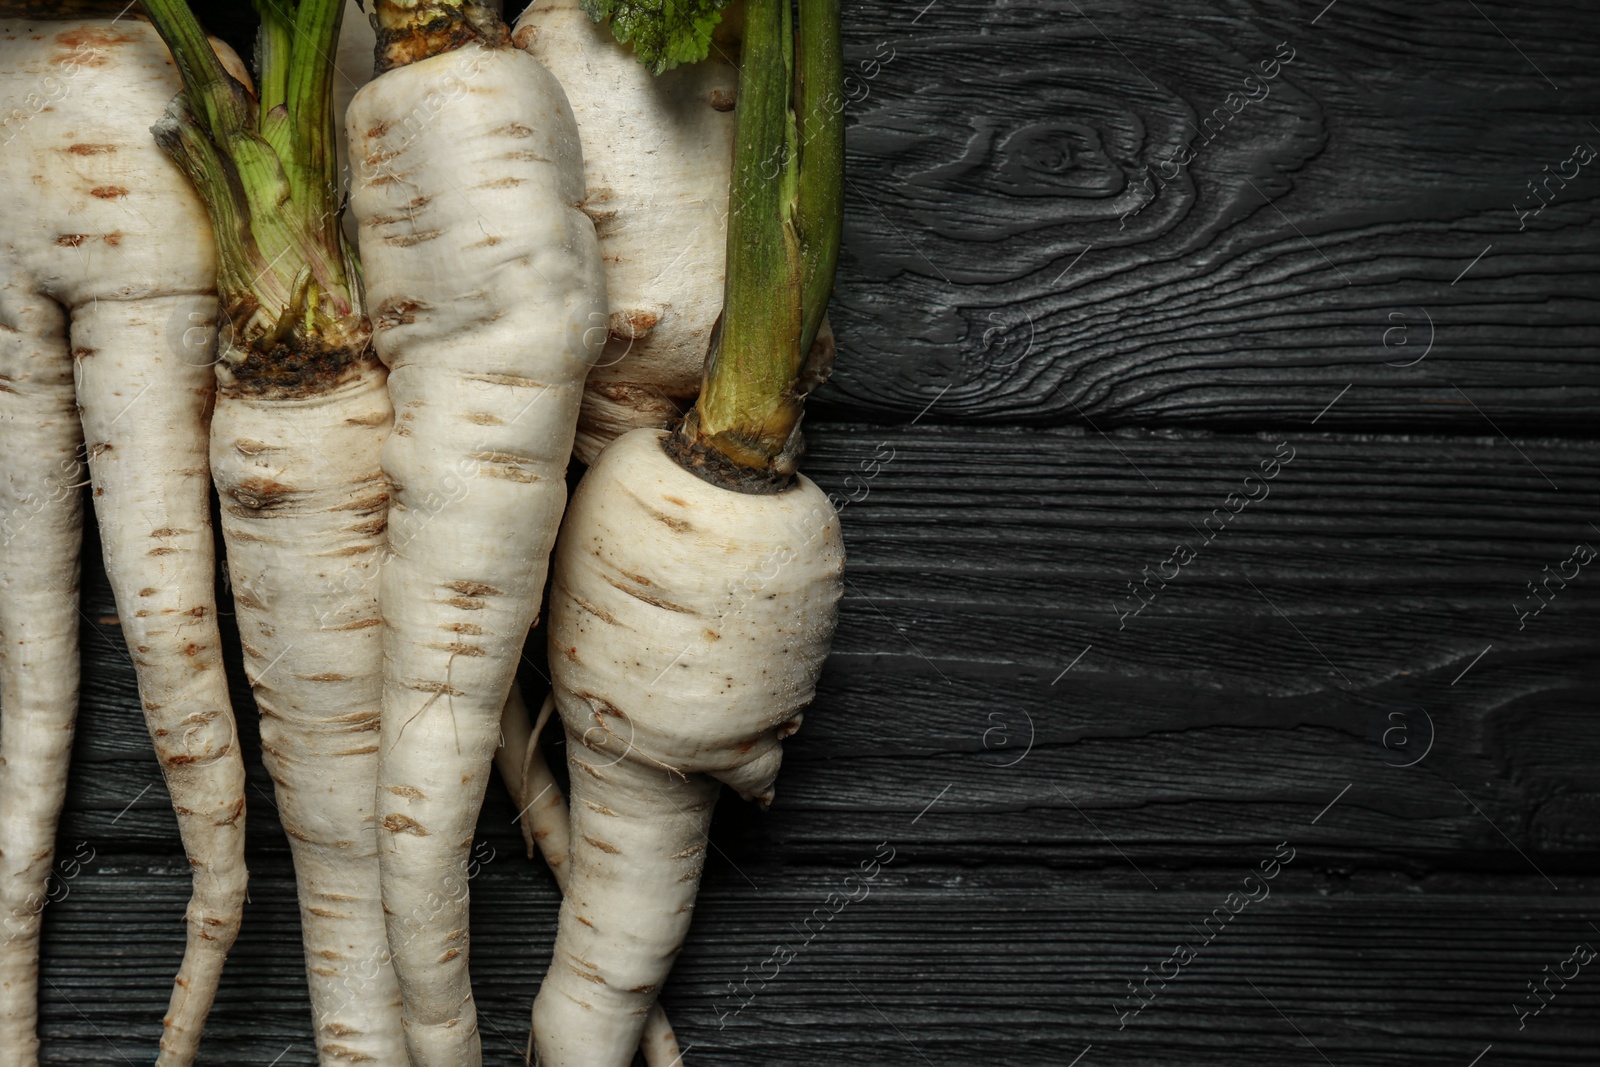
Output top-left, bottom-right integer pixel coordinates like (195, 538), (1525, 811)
(679, 0), (803, 476)
(140, 2), (405, 1060)
(795, 0), (843, 360)
(531, 0), (845, 1061)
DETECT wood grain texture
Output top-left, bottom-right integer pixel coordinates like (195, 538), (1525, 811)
(20, 0), (1600, 1064)
(34, 423), (1600, 1063)
(819, 0), (1600, 430)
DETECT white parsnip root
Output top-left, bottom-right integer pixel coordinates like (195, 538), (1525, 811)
(0, 284), (80, 1067)
(141, 0), (406, 1057)
(532, 429), (843, 1065)
(349, 5), (604, 1059)
(494, 686), (682, 1065)
(1, 14), (249, 1063)
(512, 0), (739, 464)
(75, 293), (248, 1066)
(210, 361), (401, 1062)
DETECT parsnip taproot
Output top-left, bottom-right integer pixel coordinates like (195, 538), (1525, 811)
(531, 0), (845, 1060)
(347, 2), (604, 1060)
(1, 10), (249, 1062)
(0, 252), (80, 1067)
(139, 1), (405, 1059)
(533, 428), (843, 1064)
(493, 685), (683, 1066)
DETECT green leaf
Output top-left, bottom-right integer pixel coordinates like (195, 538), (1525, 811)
(581, 0), (729, 74)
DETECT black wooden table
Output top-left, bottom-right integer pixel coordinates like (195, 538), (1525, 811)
(39, 1), (1600, 1063)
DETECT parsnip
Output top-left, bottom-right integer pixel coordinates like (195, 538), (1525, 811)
(0, 11), (248, 1062)
(140, 1), (404, 1059)
(511, 0), (739, 464)
(347, 2), (604, 1061)
(493, 686), (683, 1065)
(533, 428), (843, 1064)
(530, 0), (845, 1059)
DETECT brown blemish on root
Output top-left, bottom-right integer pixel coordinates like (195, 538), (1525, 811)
(385, 229), (442, 247)
(581, 799), (620, 817)
(428, 641), (485, 657)
(672, 843), (707, 860)
(462, 411), (503, 426)
(496, 122), (535, 138)
(295, 671), (350, 682)
(464, 372), (548, 389)
(475, 176), (526, 189)
(66, 143), (115, 155)
(446, 579), (501, 598)
(89, 185), (126, 199)
(409, 679), (465, 697)
(438, 948), (460, 963)
(608, 309), (658, 341)
(582, 835), (622, 855)
(446, 596), (483, 610)
(601, 573), (695, 614)
(470, 452), (538, 482)
(382, 814), (429, 836)
(572, 596), (620, 626)
(375, 297), (426, 330)
(387, 784), (426, 801)
(55, 234), (87, 247)
(622, 487), (693, 532)
(224, 336), (375, 400)
(227, 477), (295, 512)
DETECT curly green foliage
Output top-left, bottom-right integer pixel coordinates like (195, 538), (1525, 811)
(581, 0), (729, 74)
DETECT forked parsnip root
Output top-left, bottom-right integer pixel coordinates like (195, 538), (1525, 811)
(349, 23), (604, 1061)
(494, 687), (681, 1065)
(531, 429), (843, 1065)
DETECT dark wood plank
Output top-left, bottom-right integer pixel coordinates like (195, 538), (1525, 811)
(40, 421), (1600, 1062)
(819, 0), (1600, 431)
(26, 2), (1600, 1063)
(65, 427), (1600, 867)
(36, 857), (1600, 1065)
